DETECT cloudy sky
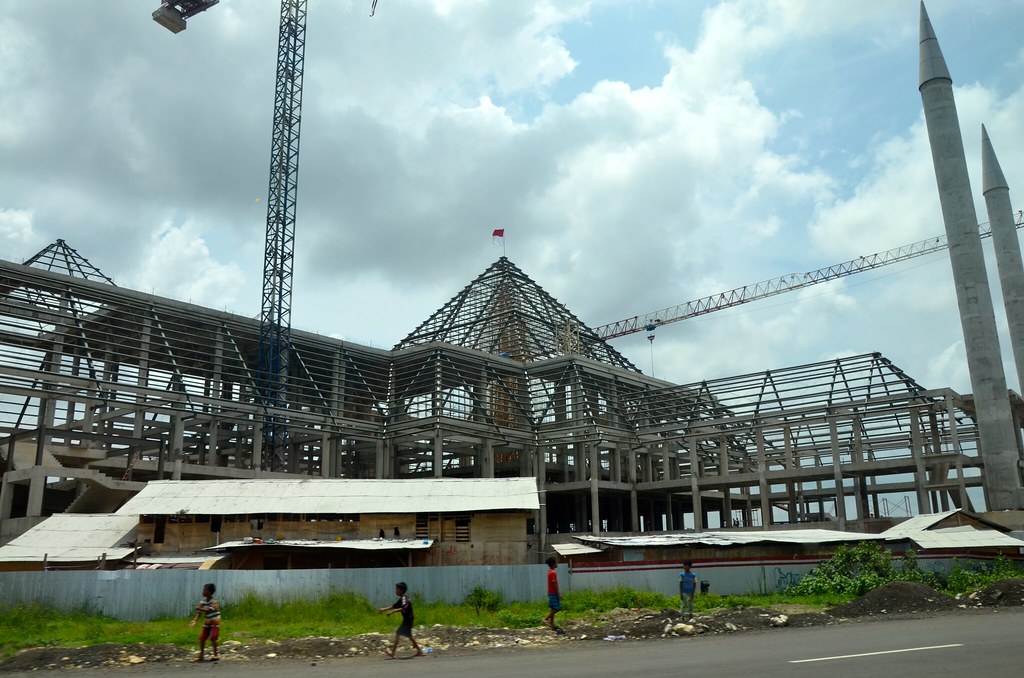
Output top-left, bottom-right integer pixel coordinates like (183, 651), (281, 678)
(2, 0), (1023, 394)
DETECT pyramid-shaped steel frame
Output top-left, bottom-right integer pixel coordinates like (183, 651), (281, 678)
(23, 239), (116, 285)
(394, 257), (639, 371)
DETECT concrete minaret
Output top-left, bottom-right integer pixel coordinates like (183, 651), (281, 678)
(982, 125), (1024, 394)
(918, 2), (1023, 510)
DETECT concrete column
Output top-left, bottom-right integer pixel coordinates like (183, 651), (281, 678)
(34, 398), (53, 467)
(829, 417), (847, 529)
(910, 408), (930, 513)
(133, 315), (152, 440)
(920, 5), (1022, 509)
(171, 416), (184, 481)
(755, 427), (770, 530)
(689, 444), (702, 531)
(252, 422), (263, 472)
(0, 475), (14, 520)
(433, 429), (443, 478)
(26, 470), (45, 518)
(482, 439), (494, 478)
(589, 444), (601, 533)
(629, 447), (639, 532)
(207, 422), (220, 468)
(320, 433), (331, 477)
(375, 438), (386, 479)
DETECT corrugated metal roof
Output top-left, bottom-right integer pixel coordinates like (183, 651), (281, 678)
(575, 529), (878, 548)
(889, 526), (1024, 550)
(552, 542), (603, 556)
(881, 509), (960, 535)
(205, 538), (434, 551)
(0, 514), (138, 563)
(116, 478), (539, 516)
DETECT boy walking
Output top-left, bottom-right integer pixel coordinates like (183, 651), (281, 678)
(188, 583), (221, 662)
(679, 561), (697, 619)
(378, 582), (425, 659)
(542, 556), (562, 631)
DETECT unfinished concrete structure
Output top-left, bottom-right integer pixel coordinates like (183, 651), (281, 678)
(0, 248), (1009, 555)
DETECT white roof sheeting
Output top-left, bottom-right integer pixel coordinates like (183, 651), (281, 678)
(575, 529), (878, 548)
(205, 538), (434, 552)
(881, 509), (960, 535)
(575, 513), (1024, 552)
(0, 514), (138, 563)
(902, 528), (1023, 550)
(117, 478), (539, 516)
(552, 543), (603, 556)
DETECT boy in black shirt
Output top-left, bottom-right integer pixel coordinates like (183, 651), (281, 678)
(378, 581), (425, 659)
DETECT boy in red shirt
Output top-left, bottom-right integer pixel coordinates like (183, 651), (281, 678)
(543, 556), (562, 631)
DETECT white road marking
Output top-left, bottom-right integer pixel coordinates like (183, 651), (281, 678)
(789, 643), (963, 663)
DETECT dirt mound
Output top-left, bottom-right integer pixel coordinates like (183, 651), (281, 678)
(974, 578), (1024, 607)
(830, 581), (956, 618)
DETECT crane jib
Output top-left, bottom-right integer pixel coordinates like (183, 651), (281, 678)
(596, 211), (1024, 341)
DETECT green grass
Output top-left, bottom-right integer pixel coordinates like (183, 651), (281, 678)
(0, 585), (869, 659)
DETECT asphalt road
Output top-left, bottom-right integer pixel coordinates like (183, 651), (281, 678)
(6, 609), (1023, 677)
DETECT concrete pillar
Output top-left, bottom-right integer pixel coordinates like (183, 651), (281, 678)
(171, 416), (184, 481)
(755, 426), (770, 529)
(482, 439), (494, 478)
(252, 422), (263, 472)
(375, 438), (386, 479)
(920, 4), (1023, 509)
(27, 469), (45, 518)
(689, 444), (703, 531)
(829, 417), (847, 529)
(433, 429), (443, 478)
(629, 447), (639, 532)
(910, 407), (930, 513)
(207, 422), (220, 468)
(589, 444), (601, 533)
(320, 433), (331, 477)
(0, 475), (13, 520)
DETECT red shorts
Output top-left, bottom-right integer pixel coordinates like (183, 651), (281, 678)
(200, 624), (219, 641)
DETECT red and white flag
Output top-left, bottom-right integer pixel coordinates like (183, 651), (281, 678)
(492, 228), (505, 246)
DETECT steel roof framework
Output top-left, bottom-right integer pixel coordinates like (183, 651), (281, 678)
(0, 254), (1003, 547)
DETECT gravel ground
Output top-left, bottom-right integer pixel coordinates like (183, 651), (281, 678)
(3, 578), (1022, 672)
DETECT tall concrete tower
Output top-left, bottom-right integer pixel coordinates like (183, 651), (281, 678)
(982, 125), (1024, 394)
(918, 2), (1023, 510)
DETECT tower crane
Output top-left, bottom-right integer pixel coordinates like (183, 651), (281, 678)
(153, 1), (373, 469)
(595, 211), (1024, 341)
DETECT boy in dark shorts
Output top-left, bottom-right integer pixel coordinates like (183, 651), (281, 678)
(542, 556), (562, 631)
(188, 583), (221, 662)
(378, 581), (425, 659)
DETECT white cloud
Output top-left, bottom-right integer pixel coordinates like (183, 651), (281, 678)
(0, 208), (34, 246)
(128, 220), (245, 309)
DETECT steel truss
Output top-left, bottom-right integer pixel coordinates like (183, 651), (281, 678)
(0, 256), (1011, 547)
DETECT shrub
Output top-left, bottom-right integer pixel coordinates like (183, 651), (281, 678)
(943, 556), (1024, 594)
(787, 542), (938, 596)
(464, 586), (504, 614)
